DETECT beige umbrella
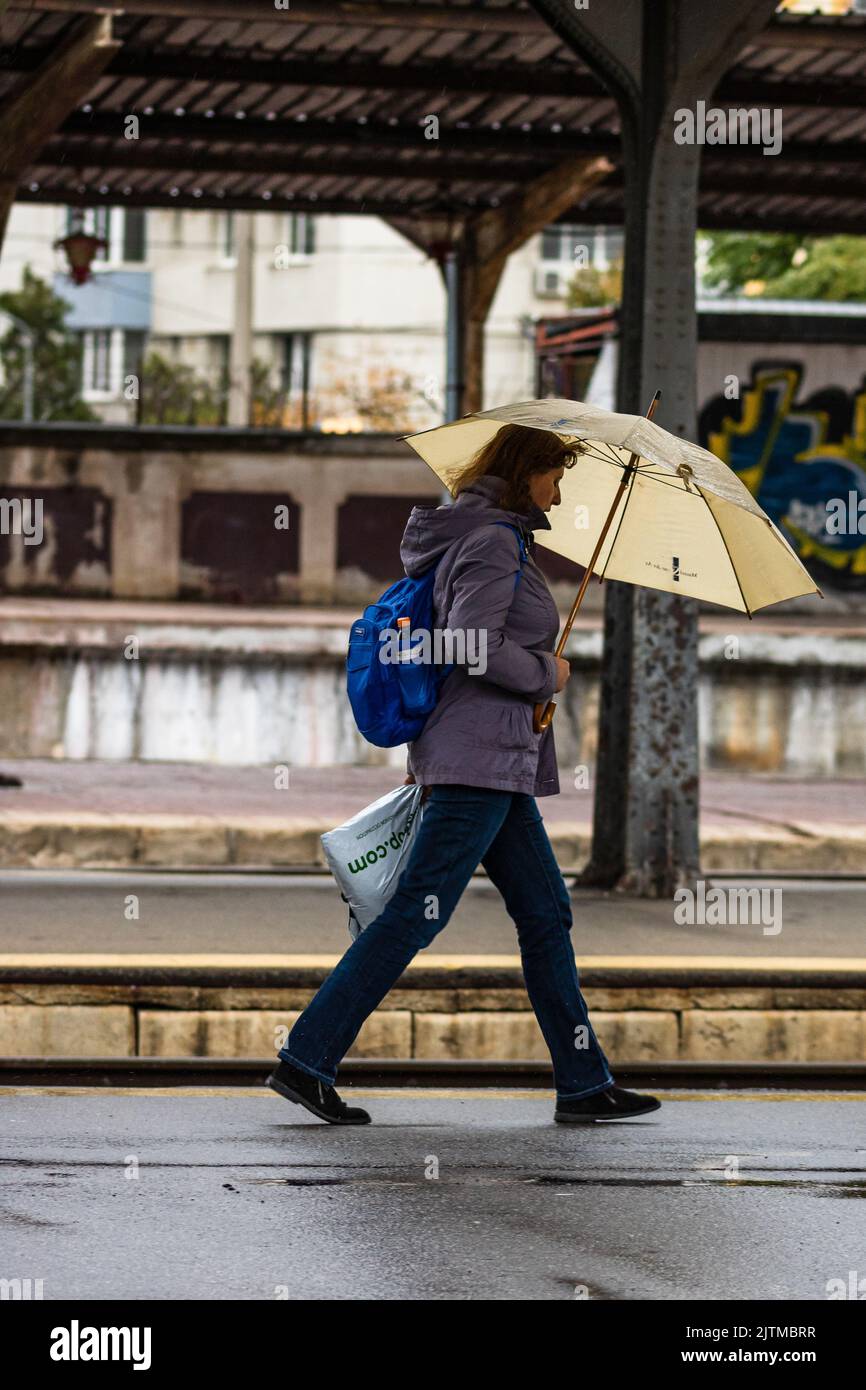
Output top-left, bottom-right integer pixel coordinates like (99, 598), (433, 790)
(403, 393), (821, 732)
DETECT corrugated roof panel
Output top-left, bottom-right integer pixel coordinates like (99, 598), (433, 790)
(4, 2), (866, 231)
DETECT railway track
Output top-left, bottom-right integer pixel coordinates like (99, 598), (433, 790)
(3, 1057), (866, 1088)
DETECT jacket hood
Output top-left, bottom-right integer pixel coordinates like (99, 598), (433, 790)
(400, 474), (551, 578)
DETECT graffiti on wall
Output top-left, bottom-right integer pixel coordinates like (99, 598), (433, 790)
(700, 364), (866, 587)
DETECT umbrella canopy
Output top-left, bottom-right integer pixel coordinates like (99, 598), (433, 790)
(404, 398), (820, 615)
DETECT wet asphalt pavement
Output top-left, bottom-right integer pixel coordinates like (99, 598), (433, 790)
(2, 1087), (865, 1300)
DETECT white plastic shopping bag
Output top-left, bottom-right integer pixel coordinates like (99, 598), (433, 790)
(321, 782), (425, 939)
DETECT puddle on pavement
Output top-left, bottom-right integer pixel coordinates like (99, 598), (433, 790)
(233, 1172), (866, 1191)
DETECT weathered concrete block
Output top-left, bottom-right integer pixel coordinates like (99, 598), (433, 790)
(584, 988), (693, 1012)
(772, 989), (866, 1010)
(0, 821), (58, 867)
(681, 1009), (866, 1061)
(0, 984), (135, 1006)
(413, 1009), (678, 1062)
(138, 1008), (411, 1058)
(454, 988), (530, 1012)
(197, 988), (316, 1011)
(139, 1009), (298, 1058)
(0, 819), (141, 869)
(699, 832), (795, 873)
(127, 987), (203, 1009)
(700, 832), (866, 875)
(385, 989), (460, 1013)
(592, 1011), (679, 1061)
(0, 1005), (134, 1056)
(689, 989), (776, 1010)
(346, 1011), (413, 1059)
(51, 823), (141, 868)
(138, 822), (228, 867)
(233, 823), (328, 867)
(414, 1011), (547, 1060)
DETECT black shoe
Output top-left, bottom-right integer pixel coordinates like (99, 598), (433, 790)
(555, 1084), (661, 1124)
(266, 1060), (371, 1125)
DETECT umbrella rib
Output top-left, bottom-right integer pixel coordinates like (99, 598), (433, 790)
(636, 471), (702, 495)
(597, 461), (640, 582)
(577, 445), (628, 472)
(596, 441), (629, 467)
(695, 484), (752, 619)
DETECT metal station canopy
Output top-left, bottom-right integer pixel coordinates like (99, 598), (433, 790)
(1, 0), (865, 234)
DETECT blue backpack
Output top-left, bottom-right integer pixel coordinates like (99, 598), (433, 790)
(347, 521), (529, 748)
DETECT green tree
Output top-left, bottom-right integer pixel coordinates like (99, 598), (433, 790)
(0, 266), (97, 421)
(250, 357), (288, 426)
(702, 232), (866, 302)
(137, 351), (224, 425)
(760, 237), (866, 302)
(565, 259), (624, 309)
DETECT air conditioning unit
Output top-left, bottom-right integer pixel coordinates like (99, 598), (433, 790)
(534, 264), (568, 298)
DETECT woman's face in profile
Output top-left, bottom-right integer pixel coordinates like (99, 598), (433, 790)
(528, 466), (565, 513)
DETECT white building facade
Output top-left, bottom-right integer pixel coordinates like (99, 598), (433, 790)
(0, 201), (620, 429)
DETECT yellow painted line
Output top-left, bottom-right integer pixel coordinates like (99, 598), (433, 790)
(1, 1087), (865, 1102)
(1, 953), (865, 972)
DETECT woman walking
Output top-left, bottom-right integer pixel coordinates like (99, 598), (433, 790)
(267, 423), (661, 1126)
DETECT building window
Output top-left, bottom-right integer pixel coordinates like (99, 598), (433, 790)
(221, 211), (235, 259)
(209, 335), (231, 375)
(288, 213), (315, 256)
(65, 207), (147, 264)
(80, 328), (147, 397)
(281, 332), (311, 398)
(123, 330), (146, 382)
(122, 209), (147, 262)
(540, 224), (618, 269)
(278, 332), (312, 427)
(81, 329), (113, 393)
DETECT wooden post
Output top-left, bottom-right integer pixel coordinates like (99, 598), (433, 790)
(387, 154), (611, 417)
(0, 13), (121, 251)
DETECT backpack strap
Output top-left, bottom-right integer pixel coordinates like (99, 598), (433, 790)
(491, 521), (530, 589)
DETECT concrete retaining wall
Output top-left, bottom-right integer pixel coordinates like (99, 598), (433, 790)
(0, 429), (432, 605)
(2, 600), (866, 775)
(0, 819), (864, 873)
(3, 969), (865, 1064)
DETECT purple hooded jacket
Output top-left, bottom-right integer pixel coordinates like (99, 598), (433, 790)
(400, 473), (562, 797)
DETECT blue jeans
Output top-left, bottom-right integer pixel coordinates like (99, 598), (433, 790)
(280, 784), (615, 1100)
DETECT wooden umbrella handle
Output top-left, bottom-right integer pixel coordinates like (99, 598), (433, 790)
(532, 391), (661, 734)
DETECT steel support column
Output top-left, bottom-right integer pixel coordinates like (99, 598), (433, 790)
(443, 248), (464, 425)
(530, 0), (778, 895)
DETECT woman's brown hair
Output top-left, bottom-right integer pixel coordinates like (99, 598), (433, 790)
(447, 423), (584, 514)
